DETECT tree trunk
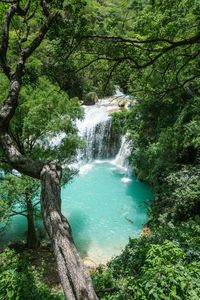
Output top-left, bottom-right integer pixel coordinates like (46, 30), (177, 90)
(26, 193), (38, 249)
(40, 163), (98, 300)
(0, 132), (98, 300)
(0, 3), (98, 295)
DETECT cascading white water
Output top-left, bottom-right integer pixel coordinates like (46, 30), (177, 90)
(111, 135), (133, 183)
(77, 104), (120, 162)
(113, 135), (132, 174)
(50, 93), (133, 179)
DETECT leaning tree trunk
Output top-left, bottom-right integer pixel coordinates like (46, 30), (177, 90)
(40, 163), (98, 300)
(0, 131), (98, 300)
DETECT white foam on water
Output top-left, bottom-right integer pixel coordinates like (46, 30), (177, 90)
(121, 177), (132, 184)
(94, 159), (110, 164)
(79, 163), (94, 176)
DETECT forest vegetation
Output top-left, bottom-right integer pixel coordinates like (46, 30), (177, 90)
(0, 0), (199, 299)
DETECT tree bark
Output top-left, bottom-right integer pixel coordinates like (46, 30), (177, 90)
(26, 193), (38, 249)
(40, 163), (98, 300)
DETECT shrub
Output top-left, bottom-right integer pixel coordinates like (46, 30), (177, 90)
(0, 248), (64, 300)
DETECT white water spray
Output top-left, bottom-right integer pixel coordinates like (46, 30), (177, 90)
(77, 104), (120, 162)
(76, 97), (133, 182)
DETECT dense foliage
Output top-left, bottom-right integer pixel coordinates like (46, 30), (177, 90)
(111, 0), (200, 225)
(0, 0), (200, 299)
(92, 220), (200, 299)
(0, 248), (64, 300)
(92, 0), (200, 299)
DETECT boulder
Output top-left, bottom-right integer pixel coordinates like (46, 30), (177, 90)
(83, 92), (98, 105)
(118, 99), (127, 108)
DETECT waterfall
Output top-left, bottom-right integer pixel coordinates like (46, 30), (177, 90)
(77, 105), (120, 162)
(75, 92), (133, 182)
(112, 135), (132, 176)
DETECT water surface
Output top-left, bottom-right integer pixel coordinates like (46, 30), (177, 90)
(0, 161), (153, 264)
(62, 161), (153, 263)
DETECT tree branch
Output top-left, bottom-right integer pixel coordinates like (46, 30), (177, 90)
(96, 287), (120, 295)
(81, 33), (200, 47)
(175, 50), (200, 85)
(81, 34), (176, 45)
(0, 4), (56, 127)
(72, 56), (109, 73)
(17, 12), (55, 74)
(33, 200), (40, 208)
(11, 210), (27, 217)
(16, 0), (31, 16)
(0, 79), (21, 127)
(40, 0), (50, 17)
(80, 33), (200, 70)
(0, 131), (44, 179)
(0, 2), (17, 78)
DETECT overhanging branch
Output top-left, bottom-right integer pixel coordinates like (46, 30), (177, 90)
(0, 131), (44, 179)
(81, 33), (200, 48)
